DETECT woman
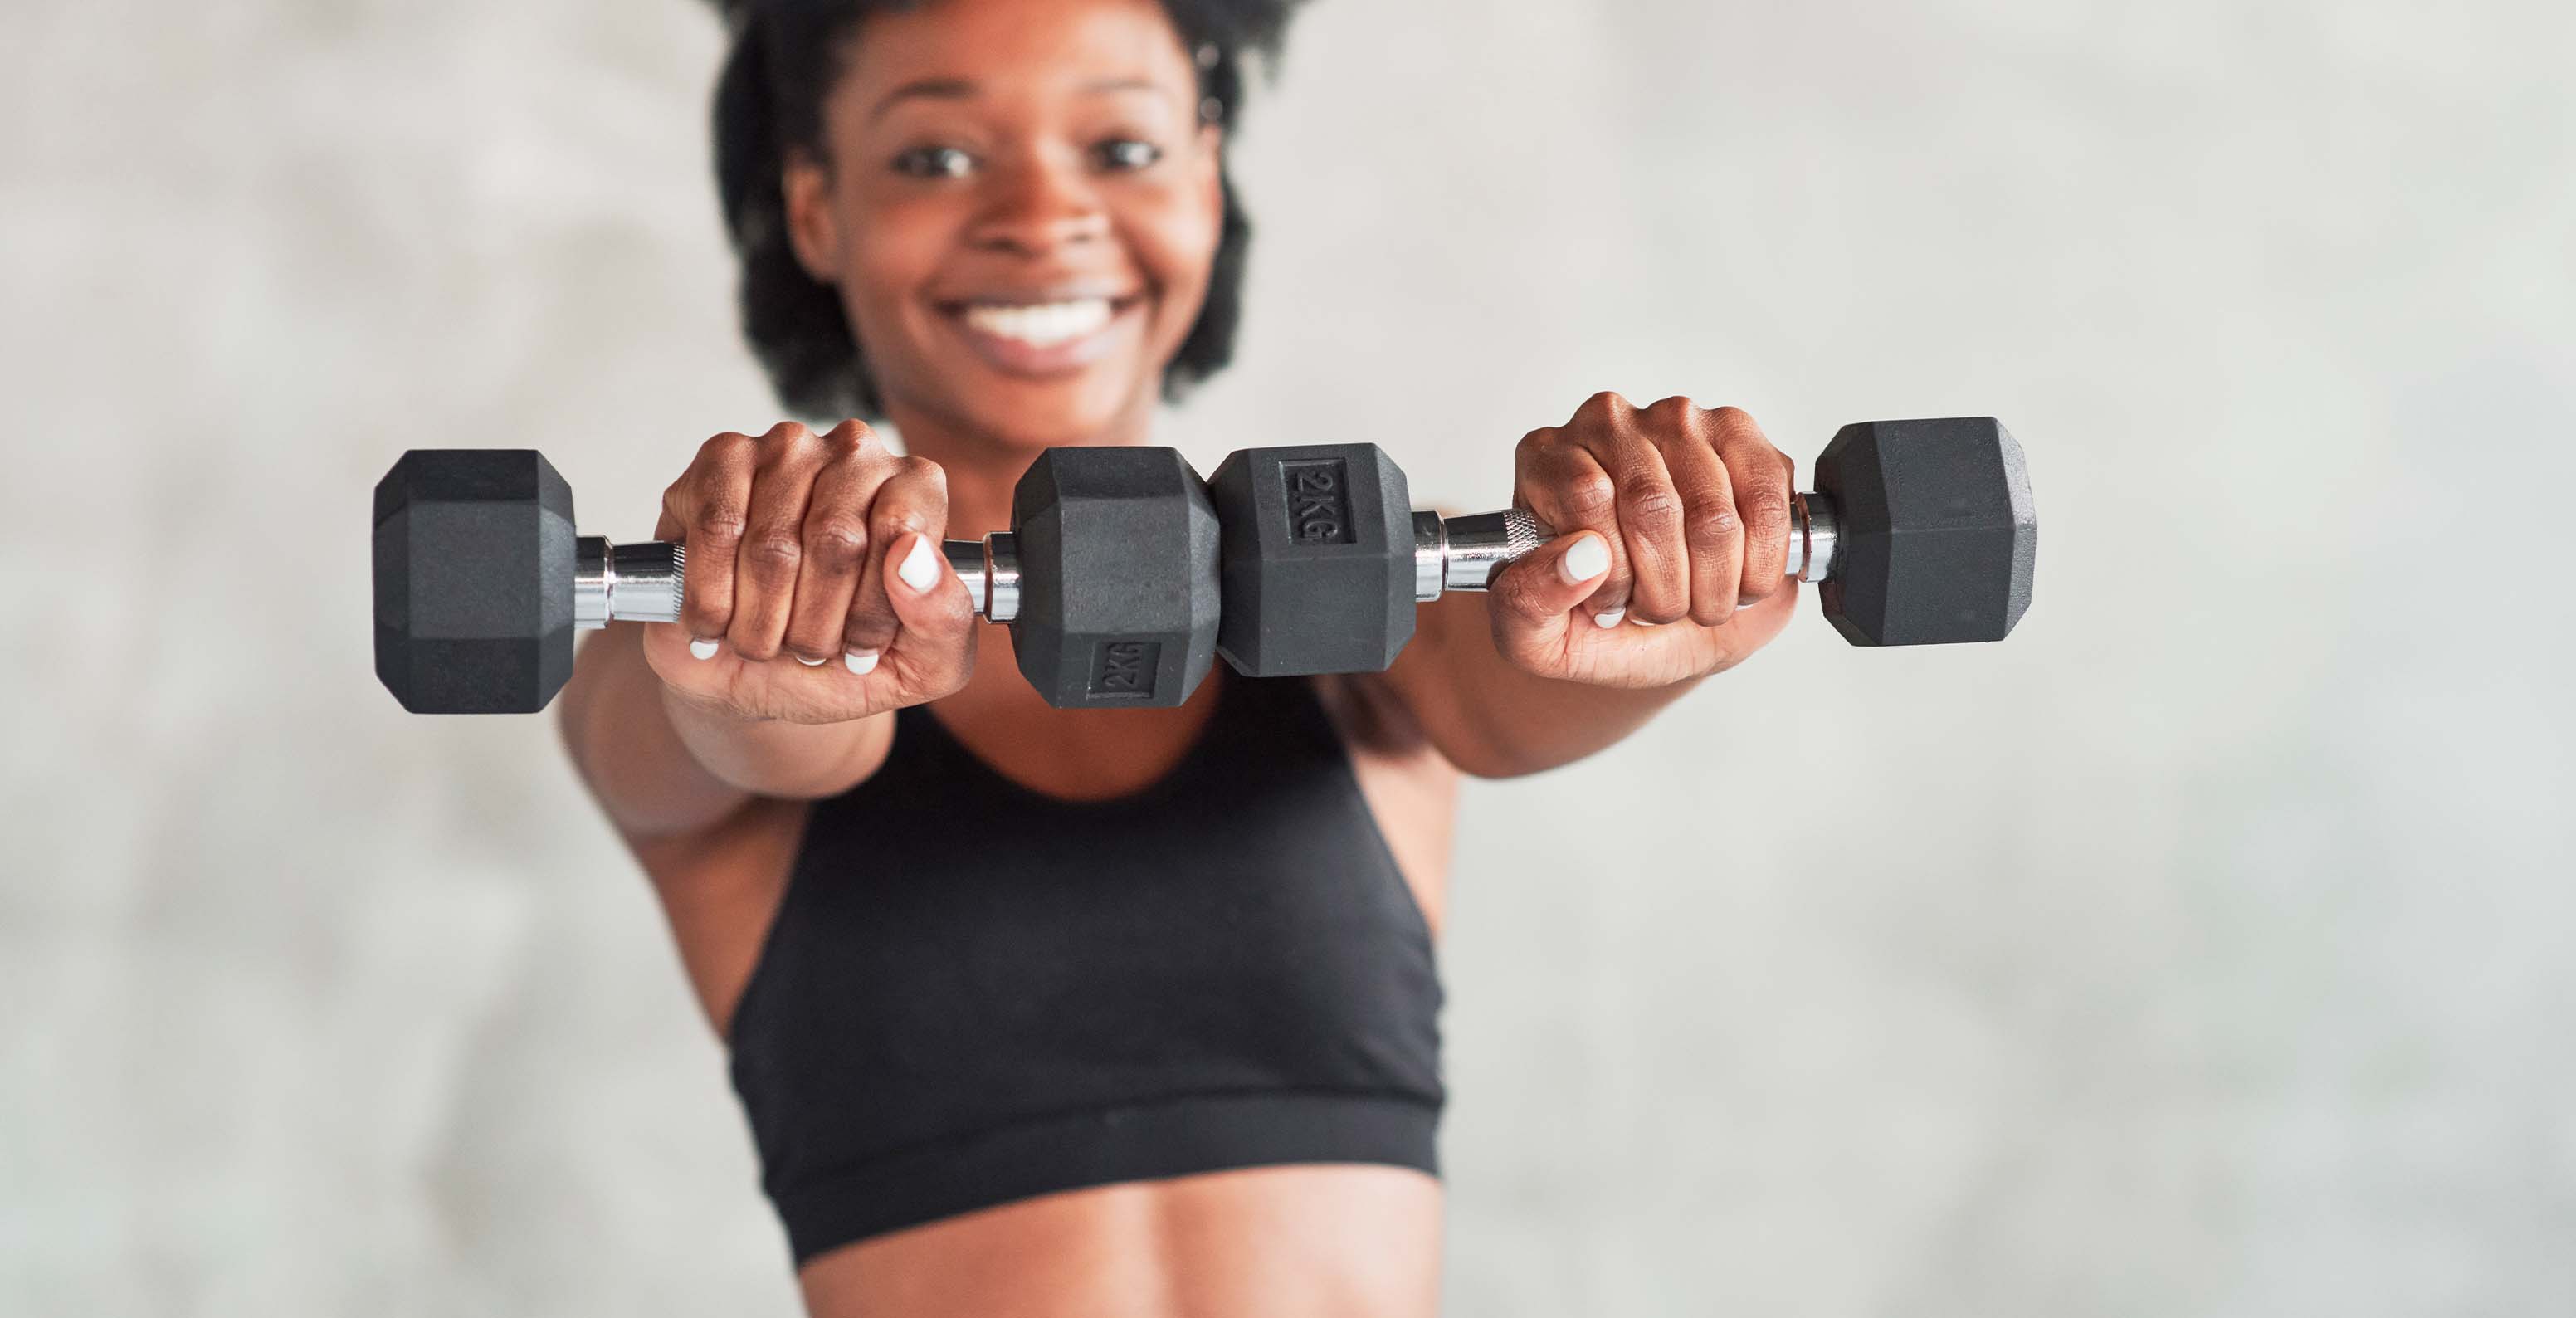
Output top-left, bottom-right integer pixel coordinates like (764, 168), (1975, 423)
(557, 0), (1801, 1311)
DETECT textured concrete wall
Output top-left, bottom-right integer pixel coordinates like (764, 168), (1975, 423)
(6, 1), (2572, 1313)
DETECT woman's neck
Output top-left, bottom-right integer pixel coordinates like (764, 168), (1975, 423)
(880, 391), (1158, 538)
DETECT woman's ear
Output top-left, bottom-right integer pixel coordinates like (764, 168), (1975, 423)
(782, 149), (842, 283)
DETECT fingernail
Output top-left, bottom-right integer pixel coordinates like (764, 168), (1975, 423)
(689, 637), (719, 661)
(795, 654), (826, 666)
(898, 535), (941, 592)
(1593, 608), (1626, 629)
(843, 648), (881, 676)
(1559, 534), (1611, 585)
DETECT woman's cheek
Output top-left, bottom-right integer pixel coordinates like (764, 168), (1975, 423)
(1138, 199), (1218, 349)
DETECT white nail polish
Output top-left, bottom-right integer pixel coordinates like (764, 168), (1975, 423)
(1593, 608), (1625, 629)
(795, 654), (826, 666)
(844, 648), (881, 676)
(898, 536), (941, 592)
(689, 638), (719, 661)
(1559, 534), (1611, 585)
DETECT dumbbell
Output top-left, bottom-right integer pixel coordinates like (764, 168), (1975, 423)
(373, 446), (1221, 714)
(1203, 417), (2036, 676)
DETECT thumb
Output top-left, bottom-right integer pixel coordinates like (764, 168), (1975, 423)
(1488, 530), (1614, 638)
(876, 533), (977, 697)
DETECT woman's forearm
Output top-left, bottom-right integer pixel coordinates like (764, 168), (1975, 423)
(1375, 594), (1705, 779)
(556, 623), (890, 839)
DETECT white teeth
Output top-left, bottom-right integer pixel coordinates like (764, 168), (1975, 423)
(959, 299), (1114, 348)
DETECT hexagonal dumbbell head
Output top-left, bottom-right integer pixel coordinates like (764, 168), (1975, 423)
(1205, 443), (1416, 677)
(1812, 417), (2036, 646)
(1008, 447), (1222, 709)
(373, 450), (579, 713)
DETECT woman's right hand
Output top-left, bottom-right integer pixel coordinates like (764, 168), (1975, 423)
(640, 420), (978, 725)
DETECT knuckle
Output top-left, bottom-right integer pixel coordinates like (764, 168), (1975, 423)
(1684, 498), (1741, 541)
(1626, 486), (1686, 528)
(694, 506), (749, 547)
(1644, 394), (1697, 417)
(1564, 472), (1619, 520)
(704, 431), (755, 461)
(744, 531), (803, 573)
(755, 422), (817, 465)
(896, 453), (944, 486)
(1710, 405), (1755, 430)
(1741, 487), (1793, 539)
(803, 516), (870, 569)
(822, 418), (876, 454)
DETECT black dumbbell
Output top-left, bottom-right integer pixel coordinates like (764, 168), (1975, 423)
(373, 447), (1219, 714)
(1203, 417), (2036, 676)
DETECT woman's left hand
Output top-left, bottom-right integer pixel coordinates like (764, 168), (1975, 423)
(1486, 392), (1802, 688)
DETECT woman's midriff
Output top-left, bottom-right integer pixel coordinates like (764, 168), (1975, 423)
(796, 1163), (1442, 1318)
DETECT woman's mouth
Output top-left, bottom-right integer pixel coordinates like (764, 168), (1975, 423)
(936, 295), (1145, 378)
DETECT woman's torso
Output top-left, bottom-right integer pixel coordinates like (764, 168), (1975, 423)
(637, 635), (1461, 1317)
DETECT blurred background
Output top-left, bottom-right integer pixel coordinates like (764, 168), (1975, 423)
(6, 0), (2572, 1313)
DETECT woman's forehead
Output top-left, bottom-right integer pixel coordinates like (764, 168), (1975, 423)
(839, 0), (1195, 109)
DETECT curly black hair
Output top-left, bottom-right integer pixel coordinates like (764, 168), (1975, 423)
(704, 0), (1305, 421)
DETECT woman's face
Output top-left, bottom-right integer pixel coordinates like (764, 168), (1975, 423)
(786, 0), (1225, 451)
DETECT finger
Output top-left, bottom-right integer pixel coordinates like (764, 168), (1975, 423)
(727, 422), (827, 663)
(1515, 437), (1629, 629)
(843, 455), (949, 671)
(873, 531), (976, 698)
(1715, 407), (1795, 605)
(1487, 530), (1616, 643)
(782, 423), (886, 666)
(671, 431), (757, 657)
(1597, 396), (1700, 627)
(1649, 401), (1743, 627)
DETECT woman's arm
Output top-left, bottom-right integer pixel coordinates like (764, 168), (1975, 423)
(556, 622), (891, 839)
(1362, 393), (1801, 779)
(1364, 587), (1793, 779)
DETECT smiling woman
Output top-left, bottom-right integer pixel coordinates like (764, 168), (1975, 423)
(548, 1), (1813, 1315)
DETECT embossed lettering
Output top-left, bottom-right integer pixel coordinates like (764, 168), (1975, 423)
(1278, 459), (1354, 545)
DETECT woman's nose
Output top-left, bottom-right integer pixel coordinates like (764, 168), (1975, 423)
(967, 157), (1110, 256)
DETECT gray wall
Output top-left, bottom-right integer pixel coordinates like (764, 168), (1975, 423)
(7, 1), (2571, 1313)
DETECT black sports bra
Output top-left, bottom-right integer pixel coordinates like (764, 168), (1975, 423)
(726, 673), (1446, 1262)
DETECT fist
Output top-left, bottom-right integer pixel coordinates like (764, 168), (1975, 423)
(641, 420), (977, 724)
(1488, 393), (1799, 687)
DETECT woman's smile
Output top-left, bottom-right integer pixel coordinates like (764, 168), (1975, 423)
(930, 287), (1149, 378)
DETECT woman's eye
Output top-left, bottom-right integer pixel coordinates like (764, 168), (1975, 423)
(893, 146), (974, 178)
(1095, 139), (1164, 171)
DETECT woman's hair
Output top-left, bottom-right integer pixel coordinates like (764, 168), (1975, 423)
(704, 0), (1304, 420)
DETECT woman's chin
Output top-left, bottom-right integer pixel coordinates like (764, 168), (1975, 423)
(950, 372), (1149, 451)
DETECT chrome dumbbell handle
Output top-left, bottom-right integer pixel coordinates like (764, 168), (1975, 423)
(573, 535), (1027, 627)
(1408, 491), (1842, 602)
